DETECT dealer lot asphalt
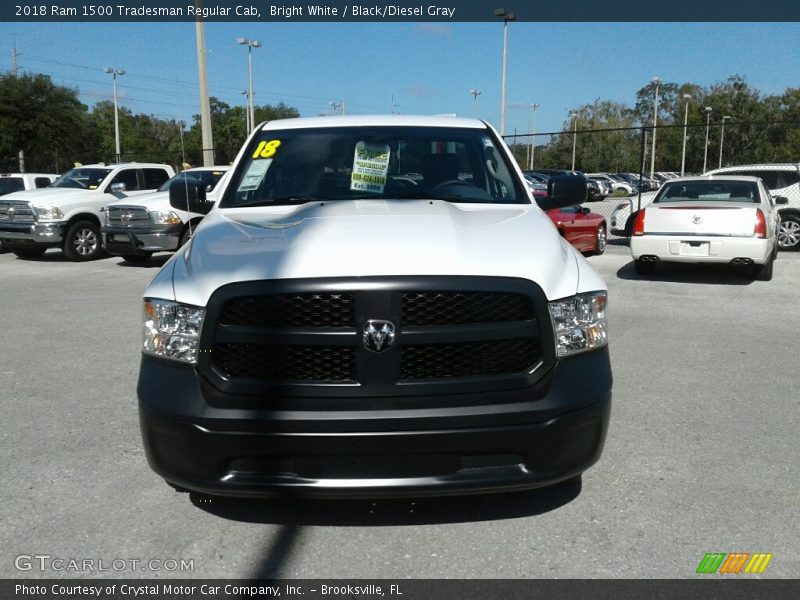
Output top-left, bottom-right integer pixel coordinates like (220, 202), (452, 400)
(1, 244), (798, 579)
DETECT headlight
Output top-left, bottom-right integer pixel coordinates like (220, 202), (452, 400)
(143, 299), (205, 364)
(152, 210), (182, 225)
(34, 206), (64, 220)
(548, 292), (608, 357)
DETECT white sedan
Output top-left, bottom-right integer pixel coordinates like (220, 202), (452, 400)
(630, 176), (783, 280)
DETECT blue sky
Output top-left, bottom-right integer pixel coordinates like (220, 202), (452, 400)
(1, 22), (799, 135)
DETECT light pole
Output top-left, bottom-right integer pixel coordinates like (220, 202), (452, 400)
(237, 37), (262, 132)
(527, 103), (539, 170)
(330, 101), (344, 115)
(103, 67), (125, 163)
(718, 115), (731, 169)
(649, 76), (662, 179)
(680, 93), (691, 176)
(494, 8), (515, 136)
(469, 89), (481, 118)
(702, 106), (713, 173)
(241, 90), (250, 133)
(570, 112), (578, 171)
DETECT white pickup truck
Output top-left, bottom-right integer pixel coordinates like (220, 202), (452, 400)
(0, 163), (174, 261)
(0, 173), (58, 196)
(137, 115), (613, 498)
(0, 173), (58, 252)
(102, 166), (230, 263)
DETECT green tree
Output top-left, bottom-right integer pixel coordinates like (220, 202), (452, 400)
(183, 98), (300, 166)
(0, 73), (95, 172)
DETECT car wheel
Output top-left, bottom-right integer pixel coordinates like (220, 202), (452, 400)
(593, 225), (607, 255)
(634, 259), (656, 275)
(12, 247), (47, 260)
(121, 253), (153, 264)
(777, 214), (800, 250)
(63, 221), (103, 261)
(753, 257), (774, 281)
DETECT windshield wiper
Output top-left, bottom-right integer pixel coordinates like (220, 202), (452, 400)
(392, 193), (481, 202)
(234, 196), (325, 208)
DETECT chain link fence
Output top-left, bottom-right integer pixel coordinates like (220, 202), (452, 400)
(504, 121), (800, 241)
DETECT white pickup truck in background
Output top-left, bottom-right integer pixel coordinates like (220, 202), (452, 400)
(0, 163), (174, 261)
(102, 166), (230, 263)
(0, 173), (59, 252)
(0, 173), (59, 196)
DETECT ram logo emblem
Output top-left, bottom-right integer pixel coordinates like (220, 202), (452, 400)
(362, 320), (396, 352)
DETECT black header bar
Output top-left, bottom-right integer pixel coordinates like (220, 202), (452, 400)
(2, 0), (800, 22)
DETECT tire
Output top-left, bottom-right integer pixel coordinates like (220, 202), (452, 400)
(777, 214), (800, 250)
(753, 257), (774, 281)
(593, 225), (607, 256)
(121, 253), (153, 264)
(12, 247), (47, 259)
(634, 259), (656, 275)
(63, 220), (103, 261)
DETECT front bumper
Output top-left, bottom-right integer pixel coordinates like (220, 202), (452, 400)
(138, 347), (613, 498)
(0, 221), (65, 247)
(102, 223), (182, 256)
(631, 234), (774, 264)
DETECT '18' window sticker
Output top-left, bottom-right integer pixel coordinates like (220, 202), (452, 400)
(252, 139), (281, 159)
(350, 142), (391, 194)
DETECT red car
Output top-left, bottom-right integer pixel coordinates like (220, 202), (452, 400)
(546, 205), (607, 255)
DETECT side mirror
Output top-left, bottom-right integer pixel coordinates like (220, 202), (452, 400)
(581, 206), (591, 214)
(109, 182), (127, 193)
(535, 174), (588, 211)
(774, 196), (789, 205)
(169, 178), (212, 215)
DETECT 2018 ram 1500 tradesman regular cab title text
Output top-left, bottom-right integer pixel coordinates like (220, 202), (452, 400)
(138, 115), (612, 498)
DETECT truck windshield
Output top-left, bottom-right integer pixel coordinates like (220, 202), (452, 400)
(159, 170), (227, 193)
(52, 168), (112, 190)
(221, 125), (527, 207)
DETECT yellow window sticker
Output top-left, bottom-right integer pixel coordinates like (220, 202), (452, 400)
(350, 142), (390, 194)
(252, 139), (281, 159)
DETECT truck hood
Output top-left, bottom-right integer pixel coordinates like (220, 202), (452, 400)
(0, 187), (99, 207)
(166, 200), (587, 306)
(106, 190), (164, 208)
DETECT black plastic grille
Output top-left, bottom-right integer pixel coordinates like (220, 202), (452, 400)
(402, 292), (535, 325)
(401, 338), (539, 380)
(213, 343), (356, 382)
(220, 293), (355, 328)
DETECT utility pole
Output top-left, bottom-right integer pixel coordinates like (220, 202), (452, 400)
(103, 67), (125, 163)
(680, 93), (691, 176)
(718, 115), (731, 169)
(495, 8), (515, 136)
(195, 3), (214, 166)
(469, 89), (481, 118)
(649, 76), (662, 179)
(528, 103), (539, 170)
(702, 107), (713, 174)
(12, 36), (18, 77)
(570, 113), (578, 171)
